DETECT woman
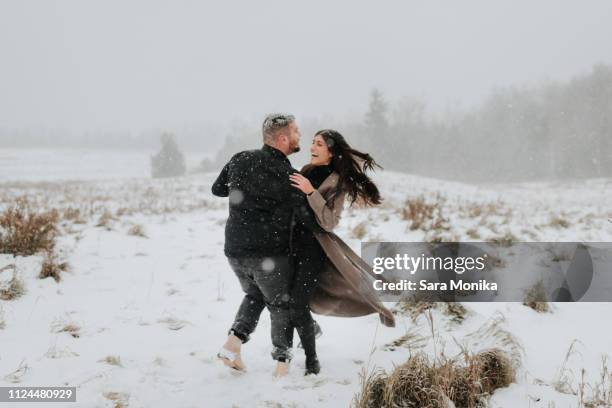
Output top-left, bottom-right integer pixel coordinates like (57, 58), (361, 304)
(286, 129), (395, 376)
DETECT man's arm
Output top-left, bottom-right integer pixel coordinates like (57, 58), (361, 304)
(211, 161), (230, 197)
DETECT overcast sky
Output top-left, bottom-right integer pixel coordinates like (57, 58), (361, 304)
(1, 0), (612, 133)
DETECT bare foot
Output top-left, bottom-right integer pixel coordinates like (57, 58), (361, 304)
(217, 334), (246, 371)
(273, 361), (290, 377)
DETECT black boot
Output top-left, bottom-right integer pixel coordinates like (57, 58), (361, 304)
(297, 320), (323, 348)
(296, 322), (320, 375)
(305, 355), (320, 375)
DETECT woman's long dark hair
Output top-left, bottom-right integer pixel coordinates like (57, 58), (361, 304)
(302, 129), (382, 207)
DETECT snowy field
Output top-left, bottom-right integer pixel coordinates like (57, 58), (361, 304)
(0, 148), (211, 182)
(1, 154), (612, 407)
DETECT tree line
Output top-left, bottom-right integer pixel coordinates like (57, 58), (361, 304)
(206, 64), (612, 182)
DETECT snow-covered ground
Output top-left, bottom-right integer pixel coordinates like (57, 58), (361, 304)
(1, 167), (611, 407)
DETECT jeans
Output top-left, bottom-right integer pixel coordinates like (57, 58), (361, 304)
(228, 256), (293, 361)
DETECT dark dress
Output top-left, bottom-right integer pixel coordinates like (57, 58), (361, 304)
(288, 164), (334, 359)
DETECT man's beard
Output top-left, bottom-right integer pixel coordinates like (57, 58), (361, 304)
(290, 140), (300, 153)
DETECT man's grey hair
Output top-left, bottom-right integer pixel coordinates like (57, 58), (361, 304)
(262, 113), (295, 143)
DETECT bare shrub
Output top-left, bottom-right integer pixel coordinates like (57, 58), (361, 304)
(0, 199), (59, 256)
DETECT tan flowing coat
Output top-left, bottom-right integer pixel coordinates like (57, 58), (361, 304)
(305, 172), (395, 327)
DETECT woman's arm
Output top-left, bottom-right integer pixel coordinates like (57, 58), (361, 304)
(306, 189), (346, 232)
(290, 172), (346, 232)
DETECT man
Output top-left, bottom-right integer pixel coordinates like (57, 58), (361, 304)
(212, 113), (321, 377)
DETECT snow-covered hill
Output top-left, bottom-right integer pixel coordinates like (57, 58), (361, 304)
(1, 171), (611, 407)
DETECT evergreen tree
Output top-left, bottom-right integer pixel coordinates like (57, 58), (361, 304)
(151, 133), (187, 178)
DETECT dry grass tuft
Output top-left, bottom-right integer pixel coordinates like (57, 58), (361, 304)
(0, 270), (25, 301)
(353, 349), (515, 408)
(96, 210), (116, 229)
(523, 281), (550, 313)
(551, 342), (612, 406)
(51, 318), (81, 338)
(39, 251), (69, 282)
(489, 231), (518, 247)
(62, 207), (87, 224)
(384, 355), (448, 407)
(353, 368), (387, 408)
(103, 391), (130, 408)
(394, 296), (467, 324)
(99, 355), (123, 367)
(402, 196), (448, 232)
(127, 224), (147, 238)
(549, 215), (571, 229)
(383, 326), (428, 352)
(0, 199), (59, 256)
(3, 360), (29, 383)
(394, 295), (436, 322)
(351, 221), (368, 239)
(0, 305), (5, 329)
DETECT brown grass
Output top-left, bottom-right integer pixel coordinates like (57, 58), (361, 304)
(353, 349), (515, 408)
(127, 224), (147, 238)
(103, 391), (130, 408)
(0, 271), (25, 301)
(394, 296), (467, 324)
(62, 207), (87, 224)
(383, 326), (428, 352)
(549, 215), (571, 229)
(402, 196), (448, 232)
(489, 231), (518, 247)
(51, 319), (81, 338)
(0, 198), (59, 256)
(99, 355), (123, 367)
(351, 222), (368, 240)
(95, 210), (116, 229)
(39, 251), (69, 282)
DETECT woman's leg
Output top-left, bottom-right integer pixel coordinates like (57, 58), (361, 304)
(290, 247), (325, 374)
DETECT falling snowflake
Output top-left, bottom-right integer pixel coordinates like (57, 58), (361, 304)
(261, 258), (275, 272)
(229, 190), (244, 205)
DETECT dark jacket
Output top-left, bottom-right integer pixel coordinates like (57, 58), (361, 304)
(212, 144), (321, 258)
